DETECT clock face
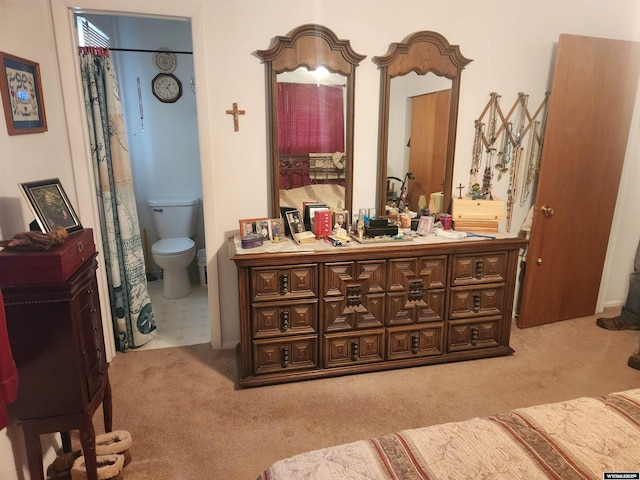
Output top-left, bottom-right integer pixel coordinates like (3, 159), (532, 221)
(153, 50), (176, 73)
(152, 73), (182, 103)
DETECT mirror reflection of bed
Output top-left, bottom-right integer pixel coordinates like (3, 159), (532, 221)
(277, 67), (348, 213)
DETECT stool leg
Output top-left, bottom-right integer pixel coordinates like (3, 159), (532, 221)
(22, 426), (45, 480)
(79, 417), (98, 480)
(103, 371), (113, 432)
(61, 431), (72, 452)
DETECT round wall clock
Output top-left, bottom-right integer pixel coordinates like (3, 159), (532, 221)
(153, 49), (176, 73)
(151, 73), (182, 103)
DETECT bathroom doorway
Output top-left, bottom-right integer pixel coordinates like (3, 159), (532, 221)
(77, 13), (210, 350)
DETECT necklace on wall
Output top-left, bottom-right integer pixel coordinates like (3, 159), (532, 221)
(470, 120), (484, 189)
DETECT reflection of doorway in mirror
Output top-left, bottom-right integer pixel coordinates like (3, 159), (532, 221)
(408, 89), (451, 210)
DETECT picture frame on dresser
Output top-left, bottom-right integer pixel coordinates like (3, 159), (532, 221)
(0, 51), (47, 135)
(20, 178), (83, 233)
(239, 217), (267, 238)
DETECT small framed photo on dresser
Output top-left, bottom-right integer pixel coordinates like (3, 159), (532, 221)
(268, 218), (285, 242)
(238, 217), (267, 238)
(333, 210), (349, 232)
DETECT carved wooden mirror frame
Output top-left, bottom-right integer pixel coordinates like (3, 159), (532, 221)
(257, 24), (365, 217)
(373, 31), (472, 216)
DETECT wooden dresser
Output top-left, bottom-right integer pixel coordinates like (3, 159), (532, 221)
(229, 234), (527, 388)
(0, 229), (111, 480)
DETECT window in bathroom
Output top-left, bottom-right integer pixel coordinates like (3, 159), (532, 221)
(76, 16), (110, 48)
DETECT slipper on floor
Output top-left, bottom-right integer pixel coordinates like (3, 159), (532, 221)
(70, 454), (124, 480)
(95, 430), (133, 466)
(596, 316), (640, 330)
(47, 430), (132, 478)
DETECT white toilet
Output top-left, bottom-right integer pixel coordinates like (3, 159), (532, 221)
(147, 197), (199, 299)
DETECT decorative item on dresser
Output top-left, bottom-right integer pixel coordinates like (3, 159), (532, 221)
(229, 234), (527, 388)
(0, 228), (113, 480)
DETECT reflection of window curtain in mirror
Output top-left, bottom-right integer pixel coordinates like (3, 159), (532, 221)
(278, 83), (345, 154)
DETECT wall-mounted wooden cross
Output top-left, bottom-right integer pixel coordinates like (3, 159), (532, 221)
(226, 102), (245, 132)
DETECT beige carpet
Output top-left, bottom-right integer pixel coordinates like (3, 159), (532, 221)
(89, 309), (638, 479)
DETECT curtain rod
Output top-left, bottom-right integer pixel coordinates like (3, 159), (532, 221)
(109, 48), (193, 55)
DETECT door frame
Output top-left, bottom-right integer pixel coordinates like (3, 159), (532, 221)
(50, 0), (222, 356)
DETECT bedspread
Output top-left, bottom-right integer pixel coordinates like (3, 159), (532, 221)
(259, 389), (640, 479)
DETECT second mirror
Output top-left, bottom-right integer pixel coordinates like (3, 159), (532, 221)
(374, 31), (472, 216)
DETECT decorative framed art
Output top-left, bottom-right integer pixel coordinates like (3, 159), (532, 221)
(0, 52), (47, 135)
(20, 178), (83, 233)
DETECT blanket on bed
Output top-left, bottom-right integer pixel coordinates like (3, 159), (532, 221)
(259, 389), (640, 479)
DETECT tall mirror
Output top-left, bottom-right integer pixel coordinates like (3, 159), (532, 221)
(257, 24), (365, 217)
(373, 32), (471, 216)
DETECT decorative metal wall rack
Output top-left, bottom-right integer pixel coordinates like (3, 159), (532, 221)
(469, 91), (549, 231)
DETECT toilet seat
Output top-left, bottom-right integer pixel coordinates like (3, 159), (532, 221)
(151, 238), (195, 256)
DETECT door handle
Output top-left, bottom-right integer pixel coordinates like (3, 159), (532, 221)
(540, 205), (554, 217)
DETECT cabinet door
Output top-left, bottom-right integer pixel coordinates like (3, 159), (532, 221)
(447, 316), (501, 351)
(251, 265), (317, 301)
(323, 261), (386, 331)
(323, 330), (384, 367)
(386, 256), (447, 325)
(387, 324), (444, 360)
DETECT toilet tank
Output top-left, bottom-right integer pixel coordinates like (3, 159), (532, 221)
(147, 197), (199, 239)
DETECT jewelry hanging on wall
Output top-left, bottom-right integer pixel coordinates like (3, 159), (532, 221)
(495, 122), (513, 180)
(470, 120), (484, 188)
(520, 120), (542, 206)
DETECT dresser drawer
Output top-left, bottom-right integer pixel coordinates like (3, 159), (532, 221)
(387, 256), (447, 291)
(251, 264), (317, 301)
(252, 299), (318, 338)
(253, 335), (318, 375)
(386, 289), (445, 325)
(450, 252), (507, 286)
(323, 330), (384, 368)
(387, 324), (444, 360)
(447, 316), (502, 352)
(449, 284), (504, 319)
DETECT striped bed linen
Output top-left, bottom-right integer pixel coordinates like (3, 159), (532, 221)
(259, 389), (640, 479)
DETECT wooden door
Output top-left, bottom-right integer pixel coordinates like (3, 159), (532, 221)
(408, 89), (451, 210)
(518, 35), (640, 328)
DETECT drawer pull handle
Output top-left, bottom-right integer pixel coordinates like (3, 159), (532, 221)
(280, 311), (289, 331)
(346, 285), (362, 307)
(411, 334), (419, 354)
(350, 340), (359, 361)
(475, 260), (483, 279)
(279, 274), (289, 294)
(473, 294), (481, 312)
(408, 280), (423, 301)
(470, 326), (479, 346)
(280, 346), (289, 368)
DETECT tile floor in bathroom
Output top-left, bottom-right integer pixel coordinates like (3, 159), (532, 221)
(136, 272), (211, 351)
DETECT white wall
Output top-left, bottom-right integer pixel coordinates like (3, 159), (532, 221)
(2, 0), (640, 478)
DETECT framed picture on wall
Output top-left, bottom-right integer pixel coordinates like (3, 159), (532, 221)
(20, 178), (83, 233)
(0, 52), (47, 135)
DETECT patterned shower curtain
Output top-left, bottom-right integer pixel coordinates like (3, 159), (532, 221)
(78, 47), (156, 351)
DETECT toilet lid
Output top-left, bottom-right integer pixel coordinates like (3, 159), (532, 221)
(152, 238), (195, 255)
